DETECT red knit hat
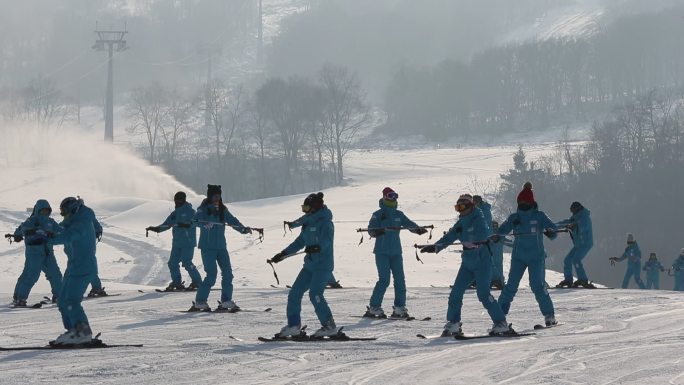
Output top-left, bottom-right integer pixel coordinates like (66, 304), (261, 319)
(517, 182), (535, 204)
(382, 187), (398, 201)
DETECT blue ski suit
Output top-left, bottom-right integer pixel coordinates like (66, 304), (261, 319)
(497, 207), (558, 317)
(367, 199), (420, 308)
(79, 205), (104, 291)
(288, 214), (338, 286)
(616, 242), (645, 289)
(558, 207), (593, 281)
(642, 259), (664, 290)
(193, 199), (250, 304)
(282, 206), (335, 327)
(157, 202), (201, 285)
(433, 208), (506, 324)
(477, 201), (493, 226)
(672, 256), (684, 291)
(50, 204), (98, 330)
(13, 200), (63, 301)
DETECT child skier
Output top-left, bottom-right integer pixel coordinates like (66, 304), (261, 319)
(188, 185), (253, 312)
(420, 194), (511, 337)
(642, 252), (665, 290)
(270, 192), (339, 338)
(146, 191), (202, 291)
(493, 184), (559, 327)
(671, 250), (684, 291)
(10, 199), (63, 307)
(363, 187), (427, 319)
(609, 233), (646, 289)
(556, 201), (594, 288)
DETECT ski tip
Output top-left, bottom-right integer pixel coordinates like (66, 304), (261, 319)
(416, 334), (427, 339)
(264, 308), (272, 312)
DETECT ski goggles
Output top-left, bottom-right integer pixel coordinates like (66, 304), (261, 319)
(383, 191), (398, 200)
(454, 201), (472, 212)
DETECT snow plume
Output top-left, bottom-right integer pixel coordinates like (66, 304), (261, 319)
(0, 123), (196, 211)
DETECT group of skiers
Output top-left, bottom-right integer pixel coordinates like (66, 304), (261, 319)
(6, 182), (684, 345)
(6, 197), (108, 345)
(609, 233), (684, 290)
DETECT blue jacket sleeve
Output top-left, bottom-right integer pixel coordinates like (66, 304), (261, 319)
(497, 214), (515, 236)
(400, 212), (420, 230)
(93, 217), (102, 234)
(283, 232), (306, 256)
(159, 212), (176, 232)
(318, 220), (334, 256)
(434, 223), (462, 252)
(51, 221), (86, 246)
(541, 212), (558, 240)
(223, 207), (247, 233)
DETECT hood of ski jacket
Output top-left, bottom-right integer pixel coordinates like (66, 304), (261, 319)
(159, 201), (197, 248)
(478, 201), (493, 226)
(497, 208), (557, 262)
(368, 199), (419, 256)
(435, 207), (490, 258)
(14, 199), (61, 253)
(51, 205), (97, 276)
(194, 199), (247, 250)
(560, 208), (593, 248)
(619, 242), (641, 263)
(283, 205), (334, 272)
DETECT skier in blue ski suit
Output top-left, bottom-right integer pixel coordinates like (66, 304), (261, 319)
(286, 213), (342, 289)
(420, 194), (510, 336)
(189, 184), (252, 311)
(146, 191), (202, 291)
(76, 200), (107, 297)
(489, 220), (513, 289)
(609, 234), (645, 289)
(271, 192), (339, 338)
(642, 253), (665, 290)
(473, 195), (492, 226)
(11, 199), (63, 306)
(556, 201), (594, 287)
(672, 251), (684, 291)
(494, 186), (559, 326)
(49, 197), (98, 344)
(364, 187), (426, 318)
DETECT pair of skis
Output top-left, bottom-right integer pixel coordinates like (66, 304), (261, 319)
(0, 333), (142, 351)
(258, 326), (376, 342)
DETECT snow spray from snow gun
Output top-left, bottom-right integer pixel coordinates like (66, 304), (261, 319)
(355, 225), (434, 245)
(265, 250), (307, 285)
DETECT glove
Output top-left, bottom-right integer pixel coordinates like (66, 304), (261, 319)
(284, 221), (294, 229)
(96, 231), (103, 241)
(13, 235), (23, 243)
(304, 245), (321, 254)
(271, 252), (287, 263)
(177, 223), (191, 228)
(146, 226), (161, 233)
(241, 227), (252, 235)
(420, 245), (437, 253)
(370, 229), (385, 237)
(566, 223), (576, 230)
(490, 234), (500, 243)
(411, 228), (428, 235)
(543, 228), (555, 238)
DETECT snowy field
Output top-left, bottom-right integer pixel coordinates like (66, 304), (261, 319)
(1, 129), (683, 384)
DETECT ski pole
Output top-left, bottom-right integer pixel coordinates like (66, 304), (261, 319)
(356, 225), (434, 245)
(266, 251), (306, 285)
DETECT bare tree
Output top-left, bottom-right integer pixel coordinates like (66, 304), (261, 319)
(126, 83), (167, 164)
(159, 88), (198, 170)
(319, 63), (370, 184)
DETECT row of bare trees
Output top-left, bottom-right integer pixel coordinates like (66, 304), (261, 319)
(0, 75), (77, 128)
(125, 63), (369, 199)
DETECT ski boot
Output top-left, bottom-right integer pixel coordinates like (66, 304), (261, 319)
(327, 280), (343, 289)
(311, 319), (340, 338)
(544, 314), (557, 327)
(87, 287), (108, 297)
(489, 321), (513, 336)
(188, 301), (211, 312)
(185, 282), (199, 291)
(50, 323), (93, 346)
(363, 306), (386, 318)
(275, 324), (305, 339)
(468, 281), (477, 289)
(390, 306), (410, 319)
(555, 279), (574, 288)
(490, 279), (504, 290)
(441, 321), (463, 337)
(216, 300), (240, 313)
(572, 279), (596, 289)
(10, 298), (27, 308)
(163, 281), (186, 292)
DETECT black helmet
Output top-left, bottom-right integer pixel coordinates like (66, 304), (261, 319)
(60, 197), (81, 217)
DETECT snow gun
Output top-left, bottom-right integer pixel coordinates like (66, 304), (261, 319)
(355, 225), (434, 245)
